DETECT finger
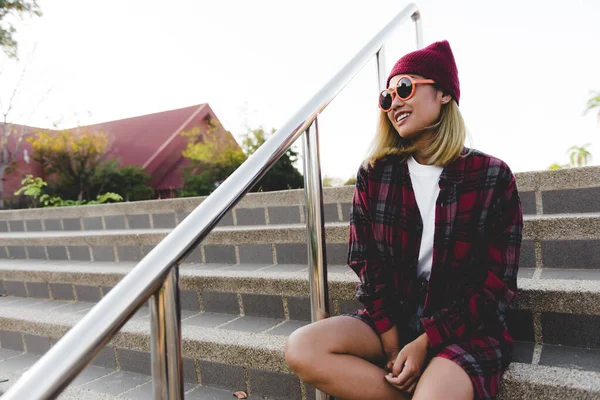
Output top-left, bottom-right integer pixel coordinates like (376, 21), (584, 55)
(384, 374), (403, 388)
(398, 374), (416, 390)
(392, 353), (407, 376)
(385, 371), (407, 387)
(386, 360), (393, 372)
(395, 362), (415, 386)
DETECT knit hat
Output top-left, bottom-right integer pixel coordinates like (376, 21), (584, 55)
(386, 40), (460, 105)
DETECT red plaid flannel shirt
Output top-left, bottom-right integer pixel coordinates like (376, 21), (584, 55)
(348, 147), (523, 348)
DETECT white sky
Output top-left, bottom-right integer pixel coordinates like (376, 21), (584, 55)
(1, 0), (599, 183)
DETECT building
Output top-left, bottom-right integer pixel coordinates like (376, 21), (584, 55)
(1, 104), (237, 201)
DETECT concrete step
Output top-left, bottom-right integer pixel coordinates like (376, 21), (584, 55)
(0, 260), (599, 350)
(0, 349), (255, 399)
(0, 213), (598, 271)
(0, 295), (598, 399)
(0, 166), (598, 234)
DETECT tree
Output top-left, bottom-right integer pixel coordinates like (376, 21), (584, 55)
(0, 64), (37, 208)
(548, 143), (592, 170)
(94, 160), (154, 202)
(29, 128), (110, 201)
(0, 119), (28, 208)
(567, 144), (592, 167)
(240, 126), (304, 192)
(585, 91), (600, 120)
(1, 0), (42, 60)
(0, 52), (51, 208)
(179, 120), (246, 197)
(179, 123), (304, 197)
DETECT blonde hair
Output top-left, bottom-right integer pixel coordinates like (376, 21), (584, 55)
(363, 99), (472, 168)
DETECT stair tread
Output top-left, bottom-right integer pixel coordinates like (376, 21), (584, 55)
(1, 261), (599, 319)
(0, 211), (597, 238)
(3, 350), (596, 399)
(0, 259), (598, 290)
(0, 337), (599, 399)
(0, 355), (252, 399)
(1, 295), (599, 369)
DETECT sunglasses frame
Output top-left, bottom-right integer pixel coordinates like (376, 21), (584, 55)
(378, 75), (436, 112)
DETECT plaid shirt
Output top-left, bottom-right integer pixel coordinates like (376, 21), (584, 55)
(348, 147), (523, 349)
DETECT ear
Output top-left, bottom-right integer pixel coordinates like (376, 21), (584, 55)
(441, 94), (452, 104)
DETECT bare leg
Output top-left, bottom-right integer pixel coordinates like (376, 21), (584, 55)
(285, 316), (409, 400)
(412, 357), (474, 400)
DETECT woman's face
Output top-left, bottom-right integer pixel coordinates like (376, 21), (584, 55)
(386, 74), (449, 140)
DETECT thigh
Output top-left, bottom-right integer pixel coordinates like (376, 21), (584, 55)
(286, 315), (386, 366)
(412, 357), (474, 400)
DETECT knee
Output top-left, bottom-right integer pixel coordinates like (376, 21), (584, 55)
(284, 327), (323, 383)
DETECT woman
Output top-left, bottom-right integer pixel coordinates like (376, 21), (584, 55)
(285, 40), (523, 400)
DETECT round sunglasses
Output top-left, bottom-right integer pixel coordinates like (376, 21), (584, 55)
(378, 75), (436, 112)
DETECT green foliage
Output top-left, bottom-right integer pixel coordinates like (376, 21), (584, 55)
(14, 174), (46, 198)
(567, 144), (592, 167)
(344, 176), (356, 186)
(14, 174), (122, 207)
(94, 160), (154, 202)
(29, 129), (110, 202)
(178, 120), (246, 197)
(548, 144), (592, 170)
(178, 171), (217, 198)
(178, 122), (304, 197)
(182, 122), (246, 167)
(240, 126), (304, 192)
(585, 91), (600, 120)
(0, 0), (42, 59)
(38, 192), (123, 208)
(548, 163), (563, 171)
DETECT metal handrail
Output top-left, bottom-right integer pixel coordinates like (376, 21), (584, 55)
(2, 3), (422, 399)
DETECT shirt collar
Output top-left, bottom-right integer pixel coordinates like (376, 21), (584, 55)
(439, 146), (468, 185)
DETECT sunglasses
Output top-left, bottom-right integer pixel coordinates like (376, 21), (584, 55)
(378, 75), (436, 112)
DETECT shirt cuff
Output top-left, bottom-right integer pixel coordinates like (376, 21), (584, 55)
(420, 316), (445, 348)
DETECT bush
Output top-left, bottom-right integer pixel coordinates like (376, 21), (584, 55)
(94, 161), (154, 202)
(14, 175), (123, 208)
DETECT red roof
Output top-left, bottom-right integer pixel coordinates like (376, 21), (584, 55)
(1, 104), (237, 197)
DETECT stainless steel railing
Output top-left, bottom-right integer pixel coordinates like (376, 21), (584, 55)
(2, 3), (423, 399)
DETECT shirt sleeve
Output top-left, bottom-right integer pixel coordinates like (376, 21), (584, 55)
(347, 165), (396, 334)
(419, 166), (523, 348)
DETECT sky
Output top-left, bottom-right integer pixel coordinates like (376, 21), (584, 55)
(1, 0), (599, 183)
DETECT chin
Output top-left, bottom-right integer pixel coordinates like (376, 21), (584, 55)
(396, 127), (418, 139)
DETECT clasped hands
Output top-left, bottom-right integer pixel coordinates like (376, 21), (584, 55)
(384, 333), (430, 394)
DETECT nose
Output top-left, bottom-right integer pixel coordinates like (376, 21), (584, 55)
(391, 92), (406, 109)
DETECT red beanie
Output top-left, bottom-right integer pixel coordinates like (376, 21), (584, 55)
(386, 40), (460, 105)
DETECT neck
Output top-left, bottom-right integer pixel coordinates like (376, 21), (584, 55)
(411, 131), (435, 165)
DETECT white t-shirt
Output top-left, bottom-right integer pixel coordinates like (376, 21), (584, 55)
(406, 155), (444, 280)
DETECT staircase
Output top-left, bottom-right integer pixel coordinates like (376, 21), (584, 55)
(0, 165), (598, 399)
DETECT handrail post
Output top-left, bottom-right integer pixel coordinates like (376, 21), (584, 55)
(378, 10), (423, 93)
(150, 292), (168, 399)
(376, 47), (388, 92)
(302, 118), (330, 400)
(412, 10), (423, 49)
(150, 267), (183, 399)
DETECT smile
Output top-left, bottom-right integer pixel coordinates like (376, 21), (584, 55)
(396, 112), (410, 123)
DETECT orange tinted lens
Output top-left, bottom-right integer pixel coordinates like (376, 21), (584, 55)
(379, 90), (393, 110)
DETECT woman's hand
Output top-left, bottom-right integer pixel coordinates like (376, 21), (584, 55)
(384, 348), (401, 373)
(384, 333), (430, 393)
(380, 325), (401, 373)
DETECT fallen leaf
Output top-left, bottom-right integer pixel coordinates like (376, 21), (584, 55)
(233, 391), (248, 399)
